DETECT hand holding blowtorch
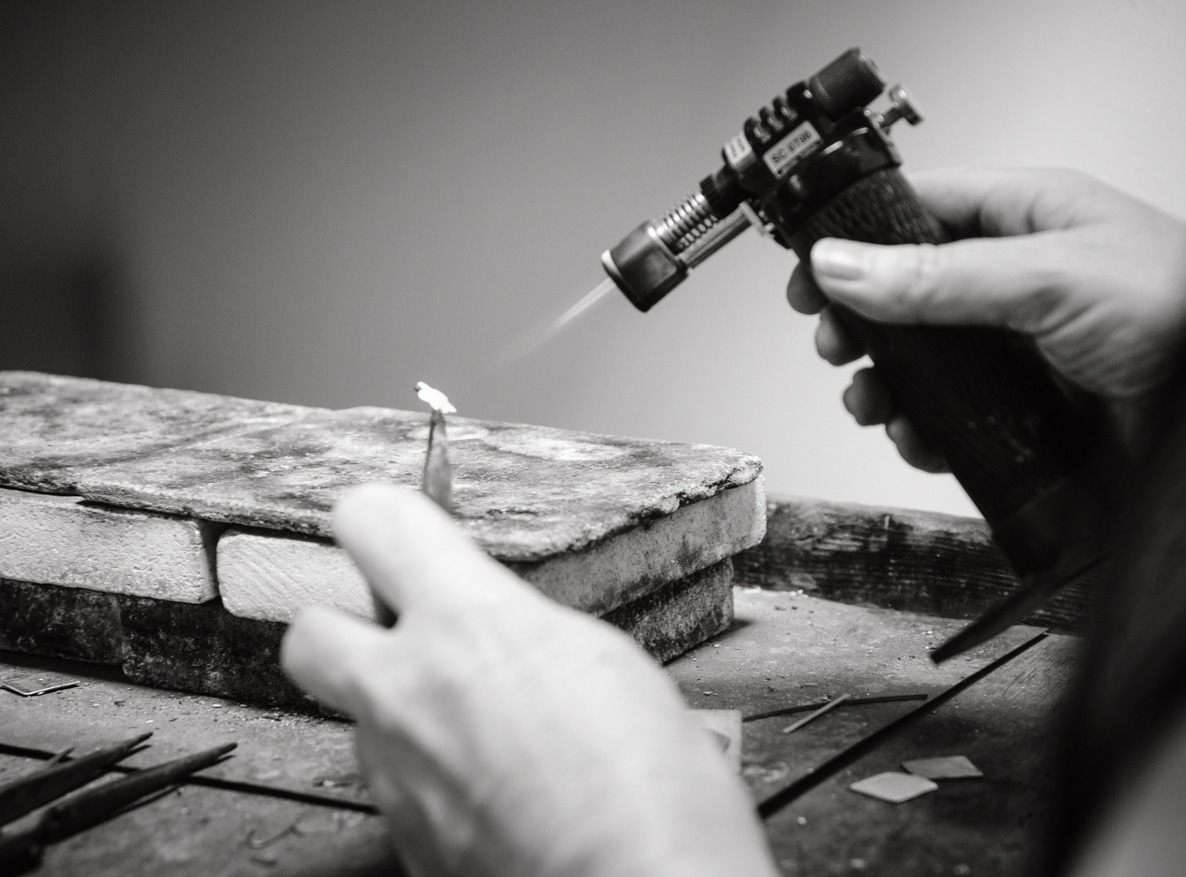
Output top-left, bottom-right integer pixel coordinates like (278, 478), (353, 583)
(599, 48), (1125, 657)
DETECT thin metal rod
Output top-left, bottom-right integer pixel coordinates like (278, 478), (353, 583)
(0, 741), (379, 816)
(757, 631), (1049, 819)
(0, 733), (152, 827)
(41, 743), (238, 842)
(781, 694), (850, 734)
(743, 692), (928, 723)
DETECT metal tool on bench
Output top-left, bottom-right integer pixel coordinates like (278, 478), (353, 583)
(597, 47), (1114, 660)
(0, 734), (236, 873)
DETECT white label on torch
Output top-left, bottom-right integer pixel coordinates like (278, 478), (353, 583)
(763, 122), (822, 178)
(724, 133), (756, 172)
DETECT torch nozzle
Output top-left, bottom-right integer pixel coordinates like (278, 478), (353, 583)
(601, 207), (752, 312)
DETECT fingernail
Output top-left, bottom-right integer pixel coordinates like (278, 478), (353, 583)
(811, 239), (865, 281)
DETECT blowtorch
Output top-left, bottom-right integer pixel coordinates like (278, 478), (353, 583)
(598, 48), (1114, 661)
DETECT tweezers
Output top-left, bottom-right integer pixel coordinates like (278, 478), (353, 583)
(0, 734), (235, 873)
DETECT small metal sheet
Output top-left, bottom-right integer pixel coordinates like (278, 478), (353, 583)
(849, 771), (938, 803)
(902, 755), (983, 780)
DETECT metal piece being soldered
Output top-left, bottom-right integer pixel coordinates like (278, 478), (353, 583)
(414, 381), (457, 415)
(413, 381), (454, 514)
(781, 693), (850, 734)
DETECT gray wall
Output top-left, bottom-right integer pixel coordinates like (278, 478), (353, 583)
(4, 1), (1185, 516)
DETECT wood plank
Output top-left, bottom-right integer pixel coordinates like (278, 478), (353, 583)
(0, 587), (1078, 875)
(667, 587), (1081, 877)
(758, 635), (1080, 877)
(0, 578), (123, 664)
(734, 494), (1096, 630)
(599, 560), (733, 664)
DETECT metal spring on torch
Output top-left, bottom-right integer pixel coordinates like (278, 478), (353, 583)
(654, 191), (719, 253)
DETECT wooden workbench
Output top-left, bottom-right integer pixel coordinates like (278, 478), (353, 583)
(0, 581), (1077, 876)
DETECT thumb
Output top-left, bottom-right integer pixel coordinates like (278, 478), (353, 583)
(809, 235), (1064, 332)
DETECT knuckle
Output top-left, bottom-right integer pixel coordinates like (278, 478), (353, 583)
(841, 382), (860, 417)
(815, 314), (840, 362)
(787, 265), (822, 314)
(356, 665), (421, 732)
(1050, 167), (1094, 192)
(848, 370), (885, 425)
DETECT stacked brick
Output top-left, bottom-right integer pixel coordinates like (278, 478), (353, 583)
(0, 373), (765, 708)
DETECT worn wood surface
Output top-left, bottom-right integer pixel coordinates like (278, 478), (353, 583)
(679, 588), (1079, 876)
(0, 588), (1079, 876)
(734, 494), (1096, 630)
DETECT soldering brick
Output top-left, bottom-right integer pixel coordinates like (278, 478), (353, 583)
(217, 530), (370, 622)
(0, 373), (764, 568)
(216, 482), (760, 623)
(0, 372), (764, 677)
(0, 487), (218, 602)
(0, 371), (307, 495)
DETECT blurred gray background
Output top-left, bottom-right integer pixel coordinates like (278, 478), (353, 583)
(3, 0), (1184, 517)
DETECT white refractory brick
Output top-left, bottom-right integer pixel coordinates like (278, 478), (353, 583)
(218, 532), (370, 621)
(0, 487), (217, 602)
(218, 478), (765, 624)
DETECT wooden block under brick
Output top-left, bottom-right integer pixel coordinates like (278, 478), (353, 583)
(601, 559), (734, 664)
(733, 494), (1096, 630)
(117, 560), (734, 709)
(1, 564), (732, 708)
(216, 484), (759, 623)
(117, 595), (303, 709)
(0, 487), (218, 602)
(0, 577), (124, 664)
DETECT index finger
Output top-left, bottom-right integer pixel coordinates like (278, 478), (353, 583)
(332, 483), (540, 617)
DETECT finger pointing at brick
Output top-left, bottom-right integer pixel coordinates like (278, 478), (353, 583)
(281, 482), (781, 877)
(330, 483), (543, 618)
(282, 483), (544, 715)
